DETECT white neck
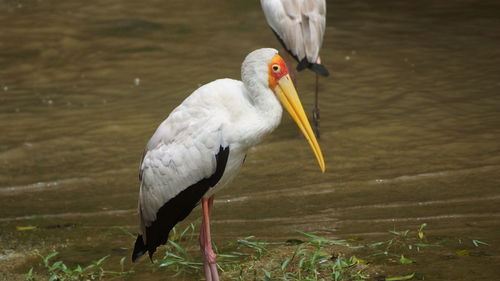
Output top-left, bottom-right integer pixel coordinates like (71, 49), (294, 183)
(239, 83), (282, 148)
(236, 48), (283, 148)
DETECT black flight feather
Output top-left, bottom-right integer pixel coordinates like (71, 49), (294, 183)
(132, 145), (230, 262)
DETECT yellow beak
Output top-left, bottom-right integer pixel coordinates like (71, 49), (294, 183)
(274, 74), (326, 172)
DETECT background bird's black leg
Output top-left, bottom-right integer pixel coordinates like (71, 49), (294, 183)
(313, 73), (320, 139)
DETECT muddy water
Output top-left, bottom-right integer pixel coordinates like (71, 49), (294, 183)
(1, 0), (499, 280)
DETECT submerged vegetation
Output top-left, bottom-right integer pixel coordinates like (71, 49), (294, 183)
(25, 223), (490, 281)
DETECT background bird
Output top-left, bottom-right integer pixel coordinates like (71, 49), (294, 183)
(131, 48), (325, 281)
(260, 0), (329, 138)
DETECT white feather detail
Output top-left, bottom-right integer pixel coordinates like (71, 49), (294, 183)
(138, 75), (281, 227)
(261, 0), (326, 63)
(138, 49), (284, 235)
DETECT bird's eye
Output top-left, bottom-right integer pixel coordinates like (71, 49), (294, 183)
(272, 64), (280, 72)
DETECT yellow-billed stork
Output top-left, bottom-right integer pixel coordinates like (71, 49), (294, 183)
(131, 48), (325, 281)
(260, 0), (329, 138)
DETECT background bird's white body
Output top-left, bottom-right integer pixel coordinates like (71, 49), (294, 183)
(138, 76), (282, 230)
(261, 0), (326, 64)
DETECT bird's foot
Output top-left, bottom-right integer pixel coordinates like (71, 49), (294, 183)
(208, 262), (220, 281)
(203, 250), (219, 281)
(203, 263), (220, 281)
(312, 106), (320, 139)
(201, 240), (219, 281)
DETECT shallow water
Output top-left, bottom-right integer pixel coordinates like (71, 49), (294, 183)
(1, 0), (499, 280)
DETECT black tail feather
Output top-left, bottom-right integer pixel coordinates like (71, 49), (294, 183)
(131, 230), (170, 263)
(296, 58), (329, 77)
(297, 58), (309, 71)
(310, 63), (330, 77)
(132, 234), (148, 262)
(130, 146), (231, 263)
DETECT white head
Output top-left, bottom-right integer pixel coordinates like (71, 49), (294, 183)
(241, 48), (278, 93)
(240, 48), (326, 172)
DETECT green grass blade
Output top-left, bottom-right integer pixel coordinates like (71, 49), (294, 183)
(168, 240), (189, 257)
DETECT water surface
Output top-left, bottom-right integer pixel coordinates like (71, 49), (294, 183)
(1, 0), (499, 280)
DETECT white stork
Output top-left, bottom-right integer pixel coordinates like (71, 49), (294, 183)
(131, 48), (325, 281)
(260, 0), (329, 138)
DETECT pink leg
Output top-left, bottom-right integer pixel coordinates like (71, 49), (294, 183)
(200, 196), (219, 281)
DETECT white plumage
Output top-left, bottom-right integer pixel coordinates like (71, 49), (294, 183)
(138, 77), (281, 225)
(132, 48), (325, 281)
(261, 0), (326, 64)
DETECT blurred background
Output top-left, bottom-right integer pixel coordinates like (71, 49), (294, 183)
(1, 0), (499, 280)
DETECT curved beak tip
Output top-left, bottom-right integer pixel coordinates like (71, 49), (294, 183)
(274, 74), (326, 173)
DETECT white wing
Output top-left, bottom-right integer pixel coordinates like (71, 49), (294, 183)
(261, 0), (326, 63)
(138, 79), (244, 228)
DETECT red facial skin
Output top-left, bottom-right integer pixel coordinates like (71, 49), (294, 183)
(268, 54), (289, 90)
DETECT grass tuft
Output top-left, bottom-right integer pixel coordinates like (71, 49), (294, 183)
(26, 222), (492, 280)
(26, 251), (132, 280)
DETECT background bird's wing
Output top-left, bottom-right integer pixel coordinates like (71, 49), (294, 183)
(300, 0), (326, 63)
(261, 0), (326, 63)
(261, 0), (306, 61)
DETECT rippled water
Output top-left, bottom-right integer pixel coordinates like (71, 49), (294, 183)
(1, 0), (499, 280)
